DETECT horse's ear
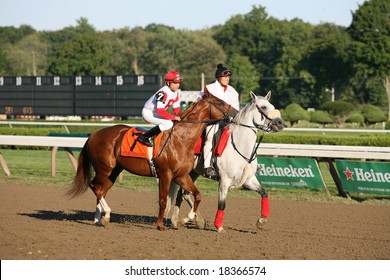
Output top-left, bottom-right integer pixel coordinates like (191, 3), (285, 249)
(250, 91), (257, 101)
(203, 87), (211, 98)
(264, 91), (271, 101)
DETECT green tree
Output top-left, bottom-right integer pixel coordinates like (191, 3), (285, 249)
(127, 27), (149, 75)
(0, 25), (37, 75)
(361, 104), (387, 124)
(310, 110), (333, 126)
(321, 101), (355, 127)
(214, 6), (315, 108)
(4, 33), (48, 75)
(227, 54), (259, 103)
(139, 24), (184, 74)
(47, 18), (109, 75)
(346, 112), (365, 127)
(0, 25), (35, 44)
(284, 103), (310, 126)
(101, 27), (148, 75)
(136, 25), (225, 90)
(177, 30), (226, 90)
(0, 41), (11, 75)
(304, 23), (354, 105)
(212, 6), (268, 58)
(348, 0), (390, 118)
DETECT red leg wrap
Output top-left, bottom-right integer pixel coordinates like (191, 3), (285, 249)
(214, 210), (224, 229)
(261, 197), (270, 218)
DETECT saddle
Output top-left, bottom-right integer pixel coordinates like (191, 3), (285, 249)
(121, 127), (163, 176)
(121, 127), (163, 158)
(194, 125), (231, 157)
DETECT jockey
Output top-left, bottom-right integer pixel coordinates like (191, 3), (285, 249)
(138, 71), (183, 147)
(198, 64), (240, 177)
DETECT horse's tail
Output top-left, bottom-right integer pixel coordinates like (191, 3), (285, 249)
(66, 138), (92, 198)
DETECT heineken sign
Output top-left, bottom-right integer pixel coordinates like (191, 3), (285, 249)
(256, 157), (325, 190)
(335, 160), (390, 195)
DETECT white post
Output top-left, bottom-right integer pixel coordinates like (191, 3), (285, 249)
(331, 85), (335, 102)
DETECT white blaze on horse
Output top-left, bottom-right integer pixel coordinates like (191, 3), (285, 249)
(167, 91), (284, 232)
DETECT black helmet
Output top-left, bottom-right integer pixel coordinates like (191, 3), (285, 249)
(215, 64), (232, 78)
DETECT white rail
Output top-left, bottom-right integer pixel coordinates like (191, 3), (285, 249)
(257, 143), (390, 160)
(0, 135), (87, 148)
(0, 121), (153, 133)
(1, 135), (389, 178)
(1, 135), (389, 160)
(0, 135), (88, 177)
(0, 121), (389, 133)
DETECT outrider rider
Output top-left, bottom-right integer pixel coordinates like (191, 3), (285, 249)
(198, 64), (240, 177)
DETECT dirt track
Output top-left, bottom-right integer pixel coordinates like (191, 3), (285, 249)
(0, 182), (389, 260)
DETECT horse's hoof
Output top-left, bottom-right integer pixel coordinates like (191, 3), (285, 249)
(217, 227), (226, 233)
(256, 218), (268, 229)
(195, 216), (206, 229)
(100, 217), (110, 227)
(177, 221), (185, 227)
(157, 225), (167, 231)
(171, 222), (178, 229)
(177, 218), (189, 227)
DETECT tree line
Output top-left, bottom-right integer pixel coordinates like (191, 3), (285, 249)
(0, 0), (389, 121)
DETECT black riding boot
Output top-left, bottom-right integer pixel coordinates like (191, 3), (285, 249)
(137, 125), (161, 147)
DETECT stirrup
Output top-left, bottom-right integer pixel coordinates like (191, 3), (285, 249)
(138, 135), (152, 147)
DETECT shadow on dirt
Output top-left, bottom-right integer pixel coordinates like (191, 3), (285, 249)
(18, 210), (259, 233)
(18, 210), (158, 226)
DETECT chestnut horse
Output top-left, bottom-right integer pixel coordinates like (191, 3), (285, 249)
(66, 90), (235, 230)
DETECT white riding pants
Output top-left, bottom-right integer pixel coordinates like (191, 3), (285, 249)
(142, 108), (174, 131)
(203, 124), (219, 168)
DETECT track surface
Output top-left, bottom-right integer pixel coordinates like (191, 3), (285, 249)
(0, 182), (389, 260)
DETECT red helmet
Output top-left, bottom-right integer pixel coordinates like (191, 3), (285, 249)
(165, 71), (183, 83)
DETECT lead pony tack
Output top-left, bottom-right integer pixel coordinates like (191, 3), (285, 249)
(67, 89), (236, 231)
(167, 91), (284, 233)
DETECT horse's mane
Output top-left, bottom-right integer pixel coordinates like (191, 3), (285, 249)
(232, 101), (252, 124)
(230, 96), (268, 133)
(179, 90), (221, 120)
(179, 97), (203, 119)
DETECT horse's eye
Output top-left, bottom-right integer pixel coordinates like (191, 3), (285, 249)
(261, 106), (267, 110)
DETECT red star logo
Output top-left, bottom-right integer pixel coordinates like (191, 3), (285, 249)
(343, 167), (354, 180)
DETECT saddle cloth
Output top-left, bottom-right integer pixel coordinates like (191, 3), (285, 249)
(121, 127), (163, 159)
(194, 126), (231, 157)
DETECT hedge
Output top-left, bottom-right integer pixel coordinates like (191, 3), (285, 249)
(1, 126), (389, 149)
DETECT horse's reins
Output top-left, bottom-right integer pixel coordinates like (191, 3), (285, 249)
(179, 96), (233, 125)
(230, 132), (264, 163)
(157, 95), (234, 157)
(230, 103), (275, 163)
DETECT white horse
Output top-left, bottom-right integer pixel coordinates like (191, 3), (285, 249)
(166, 91), (284, 232)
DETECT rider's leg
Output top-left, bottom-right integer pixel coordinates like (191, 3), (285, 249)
(138, 109), (174, 146)
(203, 124), (219, 177)
(138, 125), (161, 146)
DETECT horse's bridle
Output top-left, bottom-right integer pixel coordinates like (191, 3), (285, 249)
(179, 95), (235, 125)
(254, 104), (276, 132)
(232, 102), (275, 134)
(230, 101), (278, 163)
(158, 95), (234, 156)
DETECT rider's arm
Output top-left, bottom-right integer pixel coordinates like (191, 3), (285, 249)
(155, 91), (178, 120)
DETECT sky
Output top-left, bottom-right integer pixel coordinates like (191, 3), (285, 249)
(0, 0), (366, 31)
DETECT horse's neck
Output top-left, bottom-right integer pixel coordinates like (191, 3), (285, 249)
(179, 100), (214, 145)
(230, 114), (258, 152)
(175, 122), (206, 146)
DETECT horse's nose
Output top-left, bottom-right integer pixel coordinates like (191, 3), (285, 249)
(272, 117), (284, 131)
